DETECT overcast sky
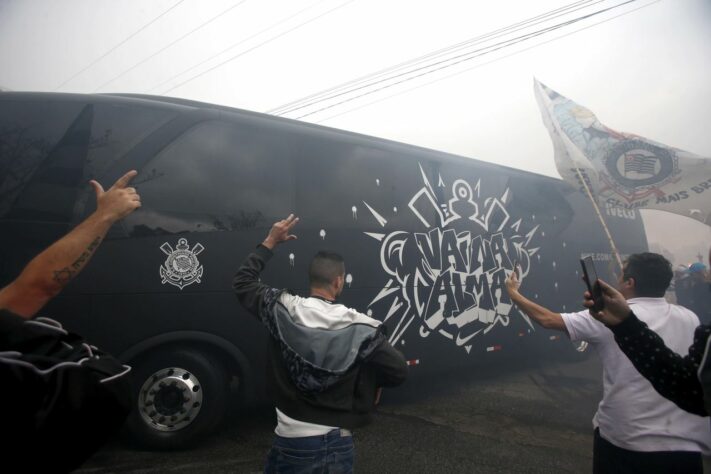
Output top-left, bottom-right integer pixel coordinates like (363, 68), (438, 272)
(1, 0), (709, 264)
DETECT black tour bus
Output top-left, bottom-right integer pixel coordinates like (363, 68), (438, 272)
(0, 92), (647, 448)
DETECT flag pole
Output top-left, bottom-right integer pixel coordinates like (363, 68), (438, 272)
(573, 167), (624, 272)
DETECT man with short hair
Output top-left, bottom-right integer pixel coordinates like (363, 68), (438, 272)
(233, 214), (408, 473)
(505, 252), (710, 473)
(581, 246), (711, 417)
(584, 277), (710, 417)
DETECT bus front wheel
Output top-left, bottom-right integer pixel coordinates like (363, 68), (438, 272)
(125, 348), (229, 449)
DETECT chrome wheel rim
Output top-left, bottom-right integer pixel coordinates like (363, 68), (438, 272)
(138, 367), (203, 432)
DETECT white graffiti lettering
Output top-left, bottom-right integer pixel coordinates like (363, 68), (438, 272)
(364, 164), (540, 354)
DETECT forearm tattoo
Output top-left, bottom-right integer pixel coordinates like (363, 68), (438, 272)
(52, 237), (103, 285)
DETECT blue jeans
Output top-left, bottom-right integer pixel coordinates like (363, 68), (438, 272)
(264, 429), (354, 474)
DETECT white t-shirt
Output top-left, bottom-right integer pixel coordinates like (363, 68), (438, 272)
(561, 297), (711, 453)
(273, 294), (381, 437)
(274, 408), (335, 437)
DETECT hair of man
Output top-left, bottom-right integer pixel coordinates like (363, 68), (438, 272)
(623, 252), (673, 298)
(309, 251), (345, 289)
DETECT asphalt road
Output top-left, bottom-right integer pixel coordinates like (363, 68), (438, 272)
(78, 353), (606, 473)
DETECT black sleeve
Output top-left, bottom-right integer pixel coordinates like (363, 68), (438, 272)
(610, 311), (709, 416)
(365, 338), (408, 388)
(232, 245), (276, 318)
(0, 310), (132, 473)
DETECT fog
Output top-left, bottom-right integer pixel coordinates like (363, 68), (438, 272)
(1, 0), (709, 265)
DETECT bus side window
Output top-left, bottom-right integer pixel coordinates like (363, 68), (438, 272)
(126, 119), (295, 236)
(73, 103), (177, 232)
(0, 99), (91, 282)
(0, 101), (91, 223)
(293, 137), (420, 231)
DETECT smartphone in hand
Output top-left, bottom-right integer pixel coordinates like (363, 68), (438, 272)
(580, 256), (604, 311)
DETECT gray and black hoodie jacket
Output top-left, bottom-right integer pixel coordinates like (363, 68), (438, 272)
(233, 245), (408, 429)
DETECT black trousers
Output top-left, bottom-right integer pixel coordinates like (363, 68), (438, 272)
(593, 428), (702, 474)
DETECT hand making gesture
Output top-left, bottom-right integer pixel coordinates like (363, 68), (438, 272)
(262, 214), (299, 250)
(90, 170), (141, 222)
(505, 264), (521, 296)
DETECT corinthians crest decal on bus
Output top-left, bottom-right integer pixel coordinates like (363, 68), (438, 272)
(362, 164), (540, 354)
(159, 238), (205, 290)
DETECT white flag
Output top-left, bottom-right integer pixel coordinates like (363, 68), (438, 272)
(535, 80), (711, 225)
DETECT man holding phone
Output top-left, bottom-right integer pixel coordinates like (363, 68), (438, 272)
(581, 256), (605, 312)
(505, 252), (710, 473)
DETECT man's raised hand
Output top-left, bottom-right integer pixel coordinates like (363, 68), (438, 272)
(90, 170), (141, 222)
(505, 266), (521, 296)
(262, 214), (299, 250)
(583, 279), (631, 327)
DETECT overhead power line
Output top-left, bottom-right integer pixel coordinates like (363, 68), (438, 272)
(145, 0), (327, 94)
(93, 0), (248, 92)
(268, 0), (599, 116)
(53, 0), (185, 91)
(274, 0), (640, 121)
(313, 0), (663, 124)
(160, 0), (355, 95)
(276, 0), (621, 118)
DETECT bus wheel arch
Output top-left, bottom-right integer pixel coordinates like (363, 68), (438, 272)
(120, 333), (252, 449)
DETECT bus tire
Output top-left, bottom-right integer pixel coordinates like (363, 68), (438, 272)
(125, 347), (229, 449)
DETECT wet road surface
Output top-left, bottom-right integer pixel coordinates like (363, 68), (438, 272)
(79, 353), (606, 473)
